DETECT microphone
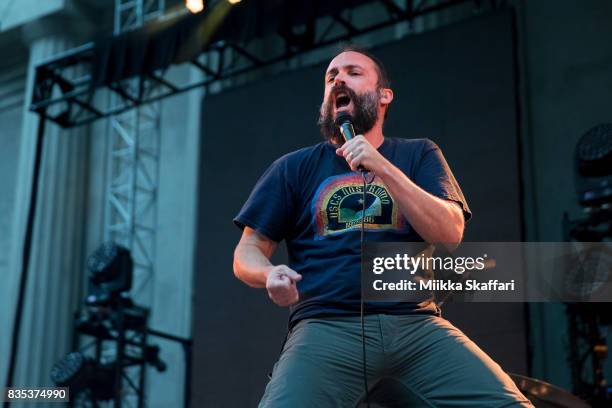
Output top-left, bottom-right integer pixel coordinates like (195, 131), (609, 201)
(335, 112), (367, 172)
(335, 112), (356, 142)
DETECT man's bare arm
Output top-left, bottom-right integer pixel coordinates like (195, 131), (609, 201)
(376, 162), (465, 247)
(233, 227), (277, 288)
(233, 227), (302, 306)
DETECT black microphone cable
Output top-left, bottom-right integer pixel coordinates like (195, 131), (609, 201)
(359, 169), (376, 408)
(335, 112), (375, 406)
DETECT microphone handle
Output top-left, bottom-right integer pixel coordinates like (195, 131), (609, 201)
(340, 122), (355, 141)
(339, 122), (367, 173)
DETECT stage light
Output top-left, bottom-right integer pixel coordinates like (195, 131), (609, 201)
(86, 243), (133, 306)
(227, 0), (242, 4)
(575, 123), (612, 207)
(186, 0), (205, 14)
(51, 352), (116, 401)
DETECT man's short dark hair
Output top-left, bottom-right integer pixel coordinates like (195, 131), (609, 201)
(336, 44), (391, 89)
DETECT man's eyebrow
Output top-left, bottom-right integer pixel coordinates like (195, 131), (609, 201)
(326, 67), (338, 78)
(325, 64), (363, 78)
(344, 64), (362, 71)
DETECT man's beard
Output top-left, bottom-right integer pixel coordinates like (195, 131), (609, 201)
(318, 85), (381, 145)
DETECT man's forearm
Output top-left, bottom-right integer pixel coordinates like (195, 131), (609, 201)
(375, 160), (464, 245)
(233, 242), (274, 288)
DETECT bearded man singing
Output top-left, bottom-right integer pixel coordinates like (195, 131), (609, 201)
(232, 45), (532, 407)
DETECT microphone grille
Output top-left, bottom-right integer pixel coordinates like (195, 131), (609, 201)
(334, 112), (353, 127)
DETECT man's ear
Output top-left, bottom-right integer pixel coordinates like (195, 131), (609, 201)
(380, 88), (393, 105)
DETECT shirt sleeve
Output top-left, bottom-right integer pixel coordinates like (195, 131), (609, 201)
(414, 139), (472, 222)
(233, 157), (296, 242)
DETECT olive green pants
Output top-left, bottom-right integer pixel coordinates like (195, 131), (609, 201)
(259, 314), (532, 407)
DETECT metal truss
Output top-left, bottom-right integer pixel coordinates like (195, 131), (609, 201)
(97, 2), (164, 407)
(106, 0), (165, 305)
(104, 99), (161, 307)
(105, 0), (163, 313)
(29, 0), (507, 128)
(114, 0), (166, 34)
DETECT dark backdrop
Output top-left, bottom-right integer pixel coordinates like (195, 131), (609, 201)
(193, 10), (526, 407)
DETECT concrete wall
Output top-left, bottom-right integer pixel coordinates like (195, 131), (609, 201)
(0, 58), (26, 388)
(146, 64), (203, 407)
(0, 0), (65, 32)
(0, 64), (25, 267)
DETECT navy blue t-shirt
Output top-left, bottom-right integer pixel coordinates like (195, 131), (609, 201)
(234, 137), (471, 327)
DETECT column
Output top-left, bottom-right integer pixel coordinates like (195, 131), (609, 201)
(2, 16), (90, 391)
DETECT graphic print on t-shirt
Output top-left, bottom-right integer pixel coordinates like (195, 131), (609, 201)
(312, 173), (407, 239)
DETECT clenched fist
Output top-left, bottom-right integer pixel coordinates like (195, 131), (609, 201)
(266, 265), (302, 307)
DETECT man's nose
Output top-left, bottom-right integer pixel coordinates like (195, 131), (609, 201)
(333, 74), (346, 87)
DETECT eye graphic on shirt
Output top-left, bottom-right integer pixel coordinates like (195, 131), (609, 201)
(311, 173), (407, 239)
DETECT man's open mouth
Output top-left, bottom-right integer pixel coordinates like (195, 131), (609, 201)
(335, 92), (351, 109)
